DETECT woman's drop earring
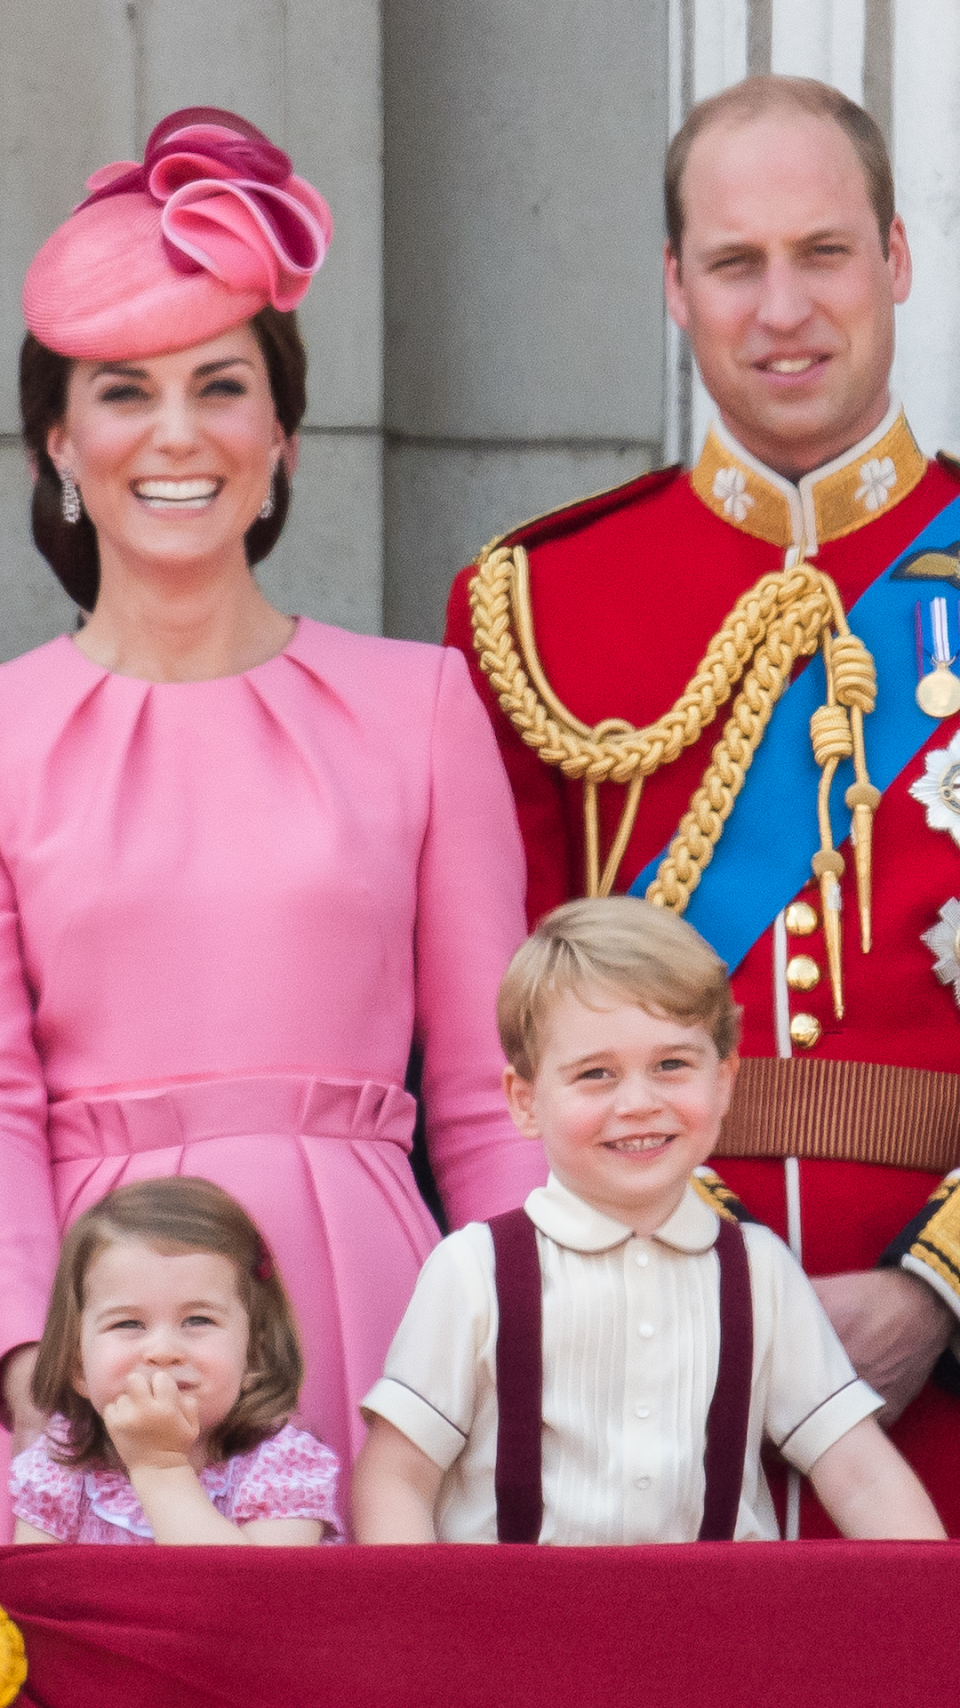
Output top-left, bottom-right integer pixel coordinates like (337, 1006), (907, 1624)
(259, 471), (276, 521)
(60, 470), (81, 525)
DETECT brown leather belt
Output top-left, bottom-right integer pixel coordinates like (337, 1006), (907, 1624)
(718, 1056), (960, 1175)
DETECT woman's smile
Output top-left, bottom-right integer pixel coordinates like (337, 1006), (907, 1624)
(47, 325), (284, 579)
(132, 478), (225, 510)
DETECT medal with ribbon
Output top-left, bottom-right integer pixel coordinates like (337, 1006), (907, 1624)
(915, 594), (960, 718)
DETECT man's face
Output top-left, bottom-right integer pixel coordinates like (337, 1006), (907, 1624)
(664, 111), (912, 480)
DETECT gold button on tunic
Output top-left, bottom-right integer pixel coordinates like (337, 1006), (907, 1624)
(789, 1012), (823, 1050)
(786, 954), (821, 991)
(784, 901), (819, 936)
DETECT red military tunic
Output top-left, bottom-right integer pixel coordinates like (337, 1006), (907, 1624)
(445, 406), (960, 1534)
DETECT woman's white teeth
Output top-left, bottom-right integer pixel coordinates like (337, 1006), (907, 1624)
(768, 358), (815, 373)
(135, 479), (219, 505)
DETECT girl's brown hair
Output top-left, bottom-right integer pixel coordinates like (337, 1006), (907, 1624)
(19, 304), (307, 611)
(32, 1176), (304, 1468)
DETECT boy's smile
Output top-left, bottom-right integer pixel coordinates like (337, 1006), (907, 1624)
(504, 984), (737, 1234)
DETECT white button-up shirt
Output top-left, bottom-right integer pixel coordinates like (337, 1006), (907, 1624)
(362, 1175), (881, 1544)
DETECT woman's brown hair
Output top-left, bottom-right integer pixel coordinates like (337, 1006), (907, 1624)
(32, 1176), (304, 1468)
(19, 305), (308, 611)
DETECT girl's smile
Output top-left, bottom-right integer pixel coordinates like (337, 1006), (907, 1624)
(74, 1239), (251, 1467)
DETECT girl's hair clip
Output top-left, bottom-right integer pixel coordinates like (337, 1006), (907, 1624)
(253, 1241), (274, 1283)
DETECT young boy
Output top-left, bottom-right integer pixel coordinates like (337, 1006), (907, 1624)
(353, 899), (944, 1544)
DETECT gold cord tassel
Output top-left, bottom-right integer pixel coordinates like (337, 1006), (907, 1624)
(823, 610), (880, 955)
(808, 614), (880, 1019)
(811, 847), (845, 1018)
(810, 648), (851, 1020)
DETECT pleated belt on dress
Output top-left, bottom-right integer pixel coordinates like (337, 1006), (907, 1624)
(47, 1074), (417, 1161)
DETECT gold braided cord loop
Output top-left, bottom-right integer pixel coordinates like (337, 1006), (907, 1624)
(831, 632), (877, 712)
(469, 540), (879, 933)
(810, 703), (852, 766)
(472, 541), (829, 787)
(644, 598), (825, 910)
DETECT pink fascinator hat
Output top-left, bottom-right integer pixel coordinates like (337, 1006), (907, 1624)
(23, 107), (333, 360)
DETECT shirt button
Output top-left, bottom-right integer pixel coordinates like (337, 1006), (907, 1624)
(635, 1250), (649, 1267)
(636, 1406), (651, 1419)
(634, 1476), (652, 1490)
(638, 1322), (654, 1338)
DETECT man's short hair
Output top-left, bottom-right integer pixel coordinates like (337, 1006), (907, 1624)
(497, 896), (742, 1081)
(664, 74), (895, 259)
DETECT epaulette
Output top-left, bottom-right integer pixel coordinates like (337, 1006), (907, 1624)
(691, 1167), (758, 1225)
(937, 450), (960, 484)
(495, 462), (683, 556)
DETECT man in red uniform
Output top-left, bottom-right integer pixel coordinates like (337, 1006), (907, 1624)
(445, 75), (960, 1533)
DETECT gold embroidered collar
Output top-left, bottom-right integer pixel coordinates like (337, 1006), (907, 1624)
(691, 404), (926, 552)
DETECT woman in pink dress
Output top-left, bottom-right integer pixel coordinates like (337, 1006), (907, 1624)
(0, 109), (545, 1520)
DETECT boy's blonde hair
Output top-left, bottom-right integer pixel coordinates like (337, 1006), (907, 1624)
(498, 897), (741, 1080)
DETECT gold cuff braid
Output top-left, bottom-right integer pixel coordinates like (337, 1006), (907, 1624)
(910, 1178), (960, 1304)
(469, 541), (877, 1007)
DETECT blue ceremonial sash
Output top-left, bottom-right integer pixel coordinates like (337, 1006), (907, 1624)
(628, 494), (960, 970)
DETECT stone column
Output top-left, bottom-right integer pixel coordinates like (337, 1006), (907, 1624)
(382, 0), (670, 641)
(890, 0), (960, 456)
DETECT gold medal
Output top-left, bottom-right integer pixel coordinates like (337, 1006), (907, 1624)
(917, 662), (960, 718)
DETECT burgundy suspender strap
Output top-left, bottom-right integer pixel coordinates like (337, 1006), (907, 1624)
(490, 1206), (754, 1545)
(697, 1216), (754, 1541)
(489, 1207), (544, 1544)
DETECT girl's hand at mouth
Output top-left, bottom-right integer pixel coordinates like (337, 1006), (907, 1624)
(103, 1369), (200, 1471)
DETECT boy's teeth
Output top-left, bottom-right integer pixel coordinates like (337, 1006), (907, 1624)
(612, 1136), (669, 1152)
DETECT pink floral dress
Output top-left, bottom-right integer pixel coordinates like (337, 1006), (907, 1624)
(11, 1420), (342, 1544)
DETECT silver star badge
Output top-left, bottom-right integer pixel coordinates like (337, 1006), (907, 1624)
(921, 897), (960, 1006)
(909, 730), (960, 847)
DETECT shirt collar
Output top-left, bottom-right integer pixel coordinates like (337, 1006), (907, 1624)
(524, 1172), (720, 1254)
(689, 402), (926, 555)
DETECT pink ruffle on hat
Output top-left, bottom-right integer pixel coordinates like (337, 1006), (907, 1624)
(23, 107), (333, 360)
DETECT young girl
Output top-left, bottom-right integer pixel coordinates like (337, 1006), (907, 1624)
(11, 1178), (342, 1545)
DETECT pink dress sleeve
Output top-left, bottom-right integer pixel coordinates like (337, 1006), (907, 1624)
(413, 649), (548, 1228)
(228, 1425), (343, 1536)
(0, 850), (58, 1365)
(10, 1433), (82, 1541)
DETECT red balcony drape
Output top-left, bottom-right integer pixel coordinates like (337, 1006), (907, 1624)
(0, 1540), (956, 1707)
